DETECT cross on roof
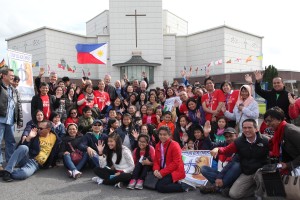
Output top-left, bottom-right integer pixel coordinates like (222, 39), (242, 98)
(126, 10), (146, 48)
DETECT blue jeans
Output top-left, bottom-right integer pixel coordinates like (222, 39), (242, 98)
(201, 161), (241, 188)
(4, 145), (39, 180)
(0, 123), (16, 166)
(63, 152), (88, 171)
(89, 154), (100, 168)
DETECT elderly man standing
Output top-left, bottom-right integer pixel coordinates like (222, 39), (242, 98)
(0, 68), (23, 171)
(104, 74), (117, 101)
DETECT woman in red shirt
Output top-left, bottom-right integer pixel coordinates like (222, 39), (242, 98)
(77, 84), (97, 115)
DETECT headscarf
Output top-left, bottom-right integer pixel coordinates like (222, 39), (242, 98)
(235, 84), (254, 107)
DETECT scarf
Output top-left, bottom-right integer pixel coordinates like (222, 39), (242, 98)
(270, 120), (287, 157)
(83, 91), (94, 102)
(52, 121), (61, 129)
(216, 128), (225, 136)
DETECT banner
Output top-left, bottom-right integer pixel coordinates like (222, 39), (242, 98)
(182, 150), (213, 186)
(7, 49), (35, 101)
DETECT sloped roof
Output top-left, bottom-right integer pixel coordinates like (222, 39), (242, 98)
(113, 55), (161, 67)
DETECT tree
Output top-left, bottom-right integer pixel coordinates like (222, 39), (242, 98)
(263, 65), (278, 90)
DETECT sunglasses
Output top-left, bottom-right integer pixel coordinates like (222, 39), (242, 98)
(37, 127), (48, 131)
(93, 124), (102, 126)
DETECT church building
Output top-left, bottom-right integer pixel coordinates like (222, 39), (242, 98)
(6, 0), (263, 87)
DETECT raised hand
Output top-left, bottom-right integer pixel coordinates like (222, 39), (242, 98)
(28, 128), (38, 139)
(106, 101), (111, 106)
(39, 67), (45, 77)
(186, 122), (192, 130)
(131, 129), (139, 140)
(196, 109), (201, 119)
(142, 71), (146, 78)
(221, 106), (226, 113)
(96, 140), (105, 155)
(288, 93), (296, 105)
(180, 70), (186, 77)
(174, 100), (180, 108)
(244, 74), (253, 84)
(182, 133), (189, 143)
(254, 70), (263, 82)
(203, 120), (211, 137)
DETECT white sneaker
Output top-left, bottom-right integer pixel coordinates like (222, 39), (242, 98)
(72, 170), (82, 179)
(92, 176), (103, 185)
(67, 170), (72, 178)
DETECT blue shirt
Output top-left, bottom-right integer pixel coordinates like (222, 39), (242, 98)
(0, 86), (15, 125)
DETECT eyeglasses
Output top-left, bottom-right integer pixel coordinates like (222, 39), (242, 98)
(93, 124), (102, 126)
(71, 112), (77, 114)
(138, 140), (148, 144)
(37, 127), (48, 131)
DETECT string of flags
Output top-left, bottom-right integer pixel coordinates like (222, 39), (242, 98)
(182, 54), (263, 76)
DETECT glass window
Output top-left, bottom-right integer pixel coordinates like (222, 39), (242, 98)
(120, 66), (154, 84)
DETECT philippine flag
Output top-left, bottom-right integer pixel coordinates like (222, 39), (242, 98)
(76, 43), (108, 64)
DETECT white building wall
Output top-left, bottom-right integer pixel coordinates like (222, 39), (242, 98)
(163, 10), (188, 35)
(224, 27), (262, 73)
(86, 10), (109, 36)
(175, 36), (187, 77)
(109, 0), (164, 86)
(163, 35), (176, 84)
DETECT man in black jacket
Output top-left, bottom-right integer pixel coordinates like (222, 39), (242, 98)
(0, 120), (60, 182)
(245, 71), (291, 122)
(211, 119), (269, 199)
(0, 68), (23, 170)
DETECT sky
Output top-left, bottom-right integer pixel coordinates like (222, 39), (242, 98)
(1, 0), (299, 71)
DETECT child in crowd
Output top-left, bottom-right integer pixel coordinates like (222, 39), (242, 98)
(127, 134), (155, 190)
(78, 106), (94, 135)
(50, 111), (66, 139)
(157, 111), (175, 137)
(192, 125), (210, 150)
(211, 116), (227, 143)
(142, 105), (158, 127)
(182, 138), (195, 151)
(92, 133), (134, 188)
(174, 115), (192, 148)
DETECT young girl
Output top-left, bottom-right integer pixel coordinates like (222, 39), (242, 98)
(174, 115), (192, 148)
(157, 111), (175, 136)
(92, 133), (134, 188)
(127, 134), (155, 190)
(142, 105), (158, 127)
(193, 125), (210, 150)
(50, 111), (66, 139)
(212, 116), (227, 143)
(182, 138), (195, 151)
(60, 124), (88, 179)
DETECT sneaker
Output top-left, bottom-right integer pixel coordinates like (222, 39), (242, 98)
(127, 179), (136, 190)
(72, 170), (82, 179)
(92, 176), (103, 185)
(3, 171), (13, 182)
(135, 179), (144, 190)
(180, 180), (196, 192)
(67, 170), (72, 178)
(199, 185), (218, 194)
(114, 182), (123, 189)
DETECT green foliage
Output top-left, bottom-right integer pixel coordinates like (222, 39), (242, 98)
(263, 65), (278, 90)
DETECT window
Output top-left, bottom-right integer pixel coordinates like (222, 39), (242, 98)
(120, 66), (154, 84)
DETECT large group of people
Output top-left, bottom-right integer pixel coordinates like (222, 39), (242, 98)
(0, 67), (300, 199)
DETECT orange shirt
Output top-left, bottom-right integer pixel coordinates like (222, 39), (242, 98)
(157, 121), (175, 136)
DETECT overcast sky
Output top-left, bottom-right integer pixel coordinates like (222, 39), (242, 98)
(1, 0), (299, 71)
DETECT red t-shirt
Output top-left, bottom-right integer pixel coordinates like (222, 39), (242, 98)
(225, 90), (239, 113)
(40, 95), (50, 119)
(77, 93), (97, 115)
(94, 90), (110, 111)
(64, 117), (79, 128)
(179, 103), (188, 116)
(132, 145), (155, 164)
(201, 89), (225, 121)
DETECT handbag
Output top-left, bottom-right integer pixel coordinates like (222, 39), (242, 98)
(282, 167), (300, 200)
(68, 142), (83, 165)
(144, 140), (172, 190)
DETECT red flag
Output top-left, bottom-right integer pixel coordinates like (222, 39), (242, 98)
(58, 64), (65, 70)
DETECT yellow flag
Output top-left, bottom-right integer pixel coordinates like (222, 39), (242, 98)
(257, 55), (263, 61)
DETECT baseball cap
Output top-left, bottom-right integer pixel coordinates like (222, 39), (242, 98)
(223, 127), (237, 135)
(92, 119), (103, 126)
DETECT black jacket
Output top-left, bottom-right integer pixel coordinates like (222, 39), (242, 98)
(0, 82), (23, 126)
(234, 133), (269, 175)
(255, 81), (291, 121)
(78, 132), (108, 152)
(31, 94), (60, 120)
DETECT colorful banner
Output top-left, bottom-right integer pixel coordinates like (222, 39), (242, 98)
(182, 150), (213, 186)
(7, 49), (35, 101)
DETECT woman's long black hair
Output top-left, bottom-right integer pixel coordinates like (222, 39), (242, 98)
(106, 133), (123, 165)
(135, 134), (151, 162)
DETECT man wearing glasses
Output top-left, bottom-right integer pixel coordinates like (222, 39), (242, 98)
(0, 120), (60, 182)
(0, 68), (23, 171)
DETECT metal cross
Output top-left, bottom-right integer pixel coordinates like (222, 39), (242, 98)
(126, 10), (146, 48)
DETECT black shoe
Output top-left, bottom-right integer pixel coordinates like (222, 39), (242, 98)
(199, 185), (218, 194)
(3, 171), (13, 182)
(0, 170), (5, 177)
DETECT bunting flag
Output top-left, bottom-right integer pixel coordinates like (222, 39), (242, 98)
(76, 43), (108, 64)
(215, 59), (222, 65)
(67, 64), (74, 72)
(190, 66), (192, 72)
(257, 55), (263, 61)
(195, 67), (199, 74)
(246, 56), (252, 63)
(47, 65), (50, 75)
(235, 58), (242, 62)
(0, 59), (5, 68)
(207, 61), (214, 68)
(184, 66), (186, 71)
(226, 59), (232, 64)
(58, 63), (65, 70)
